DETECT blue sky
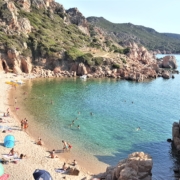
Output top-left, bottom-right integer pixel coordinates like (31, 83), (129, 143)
(57, 0), (180, 34)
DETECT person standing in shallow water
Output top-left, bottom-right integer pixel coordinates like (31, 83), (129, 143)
(62, 140), (68, 152)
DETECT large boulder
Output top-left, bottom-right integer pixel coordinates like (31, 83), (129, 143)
(162, 71), (170, 79)
(162, 56), (177, 69)
(16, 0), (31, 12)
(20, 56), (32, 73)
(100, 152), (153, 180)
(77, 63), (87, 75)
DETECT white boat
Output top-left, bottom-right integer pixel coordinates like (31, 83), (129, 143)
(80, 75), (87, 79)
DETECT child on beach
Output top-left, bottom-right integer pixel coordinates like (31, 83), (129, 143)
(67, 142), (72, 152)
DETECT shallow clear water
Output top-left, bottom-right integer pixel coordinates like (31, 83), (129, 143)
(15, 55), (180, 179)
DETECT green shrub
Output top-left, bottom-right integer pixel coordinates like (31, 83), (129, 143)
(78, 53), (94, 66)
(93, 57), (103, 66)
(114, 48), (123, 53)
(22, 48), (32, 57)
(105, 40), (111, 47)
(121, 58), (126, 64)
(65, 47), (83, 61)
(112, 63), (120, 69)
(123, 47), (130, 54)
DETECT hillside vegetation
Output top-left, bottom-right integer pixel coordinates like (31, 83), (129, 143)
(87, 17), (180, 53)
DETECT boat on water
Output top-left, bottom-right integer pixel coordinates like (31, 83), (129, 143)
(80, 75), (87, 80)
(10, 80), (25, 85)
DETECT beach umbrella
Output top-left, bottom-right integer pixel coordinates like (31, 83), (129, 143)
(0, 163), (4, 176)
(4, 135), (15, 148)
(33, 169), (53, 180)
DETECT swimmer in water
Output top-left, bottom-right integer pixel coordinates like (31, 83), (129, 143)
(136, 127), (141, 131)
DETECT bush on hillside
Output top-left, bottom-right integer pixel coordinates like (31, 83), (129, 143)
(65, 47), (83, 61)
(93, 57), (103, 66)
(121, 58), (126, 64)
(112, 63), (120, 69)
(123, 47), (130, 54)
(78, 53), (94, 66)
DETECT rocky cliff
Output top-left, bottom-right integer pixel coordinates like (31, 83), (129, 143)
(0, 0), (178, 82)
(87, 16), (180, 54)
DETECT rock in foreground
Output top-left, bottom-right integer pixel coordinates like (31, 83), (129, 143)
(99, 152), (153, 180)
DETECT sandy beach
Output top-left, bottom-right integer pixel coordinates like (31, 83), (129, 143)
(0, 71), (96, 180)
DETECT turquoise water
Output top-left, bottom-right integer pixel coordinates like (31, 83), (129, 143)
(16, 55), (180, 179)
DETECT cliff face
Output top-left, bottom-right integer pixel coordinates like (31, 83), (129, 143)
(0, 0), (178, 82)
(0, 0), (31, 35)
(66, 8), (89, 36)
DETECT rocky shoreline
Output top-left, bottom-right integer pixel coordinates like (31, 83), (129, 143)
(95, 152), (153, 180)
(0, 44), (179, 82)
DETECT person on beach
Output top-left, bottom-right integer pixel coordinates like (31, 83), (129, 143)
(37, 138), (43, 146)
(21, 119), (24, 131)
(72, 160), (77, 166)
(24, 120), (28, 132)
(3, 112), (6, 117)
(9, 148), (18, 156)
(9, 148), (14, 156)
(62, 162), (69, 170)
(67, 142), (72, 152)
(77, 125), (80, 129)
(49, 149), (58, 158)
(62, 140), (68, 152)
(6, 111), (10, 117)
(20, 154), (27, 159)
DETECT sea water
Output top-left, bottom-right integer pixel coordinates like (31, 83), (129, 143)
(15, 55), (180, 180)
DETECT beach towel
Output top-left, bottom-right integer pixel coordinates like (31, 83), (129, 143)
(55, 169), (66, 173)
(2, 155), (14, 159)
(0, 174), (9, 180)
